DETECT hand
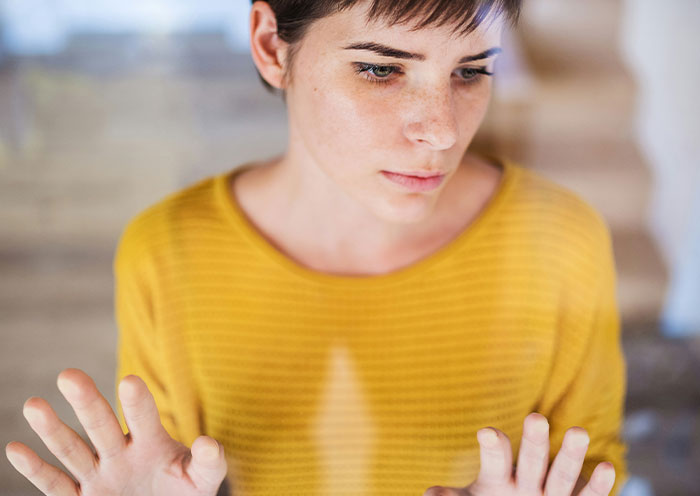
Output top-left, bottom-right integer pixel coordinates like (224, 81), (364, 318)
(423, 413), (616, 496)
(5, 368), (228, 496)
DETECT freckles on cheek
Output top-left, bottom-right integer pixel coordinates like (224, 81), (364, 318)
(468, 96), (491, 130)
(305, 86), (359, 163)
(316, 86), (392, 148)
(341, 90), (398, 145)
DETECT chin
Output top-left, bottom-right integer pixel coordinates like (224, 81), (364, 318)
(372, 195), (438, 225)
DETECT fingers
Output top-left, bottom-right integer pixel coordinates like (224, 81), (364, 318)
(22, 397), (97, 482)
(57, 368), (126, 462)
(118, 374), (170, 443)
(187, 436), (228, 493)
(576, 462), (616, 496)
(5, 441), (80, 496)
(474, 426), (513, 488)
(543, 426), (590, 496)
(515, 412), (550, 491)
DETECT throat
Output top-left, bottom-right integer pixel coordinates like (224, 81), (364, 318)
(229, 154), (502, 277)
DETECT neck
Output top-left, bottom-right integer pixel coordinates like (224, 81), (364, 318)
(255, 150), (475, 273)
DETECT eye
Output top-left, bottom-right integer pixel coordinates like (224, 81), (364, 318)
(458, 67), (494, 84)
(353, 63), (400, 85)
(352, 63), (495, 87)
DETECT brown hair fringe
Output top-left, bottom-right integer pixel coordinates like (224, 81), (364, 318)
(252, 0), (522, 99)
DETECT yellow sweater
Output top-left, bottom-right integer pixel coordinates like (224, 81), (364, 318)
(114, 157), (629, 495)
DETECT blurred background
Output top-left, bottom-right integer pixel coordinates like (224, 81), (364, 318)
(1, 0), (699, 494)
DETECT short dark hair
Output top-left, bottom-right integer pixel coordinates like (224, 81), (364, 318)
(251, 0), (522, 100)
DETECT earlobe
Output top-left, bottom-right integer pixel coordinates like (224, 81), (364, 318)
(249, 2), (289, 90)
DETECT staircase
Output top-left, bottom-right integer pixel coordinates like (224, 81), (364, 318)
(473, 0), (668, 330)
(471, 6), (700, 493)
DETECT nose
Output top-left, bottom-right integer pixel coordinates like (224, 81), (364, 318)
(403, 86), (459, 150)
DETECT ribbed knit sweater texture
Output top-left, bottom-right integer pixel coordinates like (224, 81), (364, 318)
(114, 157), (628, 495)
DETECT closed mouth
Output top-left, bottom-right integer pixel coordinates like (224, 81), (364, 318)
(382, 170), (445, 178)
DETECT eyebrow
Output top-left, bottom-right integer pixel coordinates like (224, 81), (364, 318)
(341, 42), (502, 63)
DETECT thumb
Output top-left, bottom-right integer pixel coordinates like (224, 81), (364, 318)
(188, 435), (228, 493)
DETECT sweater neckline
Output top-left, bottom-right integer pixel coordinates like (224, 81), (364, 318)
(214, 155), (520, 287)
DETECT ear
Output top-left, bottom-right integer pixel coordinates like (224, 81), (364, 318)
(249, 1), (289, 90)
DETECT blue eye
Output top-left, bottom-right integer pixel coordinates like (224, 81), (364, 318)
(353, 63), (400, 85)
(353, 63), (494, 87)
(460, 67), (494, 81)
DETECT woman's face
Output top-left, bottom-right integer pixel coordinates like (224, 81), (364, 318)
(281, 2), (505, 224)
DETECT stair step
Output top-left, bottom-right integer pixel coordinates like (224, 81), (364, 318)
(519, 0), (625, 74)
(525, 141), (652, 231)
(527, 75), (637, 143)
(613, 229), (668, 326)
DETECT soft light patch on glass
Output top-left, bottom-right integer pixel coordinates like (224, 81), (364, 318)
(311, 346), (376, 494)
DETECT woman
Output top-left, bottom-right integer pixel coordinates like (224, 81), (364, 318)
(5, 1), (629, 495)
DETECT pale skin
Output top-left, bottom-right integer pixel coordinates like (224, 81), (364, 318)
(7, 0), (618, 494)
(6, 369), (228, 496)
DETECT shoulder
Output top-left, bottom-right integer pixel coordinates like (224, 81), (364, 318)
(510, 163), (612, 248)
(114, 174), (220, 271)
(496, 160), (615, 285)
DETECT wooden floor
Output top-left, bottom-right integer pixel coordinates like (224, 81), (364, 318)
(1, 33), (698, 495)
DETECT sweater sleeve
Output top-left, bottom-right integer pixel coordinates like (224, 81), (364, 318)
(537, 218), (629, 495)
(113, 217), (181, 443)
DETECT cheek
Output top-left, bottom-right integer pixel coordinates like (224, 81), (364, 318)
(310, 83), (397, 158)
(455, 84), (492, 135)
(472, 81), (493, 111)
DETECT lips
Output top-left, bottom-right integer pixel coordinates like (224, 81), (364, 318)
(384, 170), (445, 178)
(380, 170), (445, 192)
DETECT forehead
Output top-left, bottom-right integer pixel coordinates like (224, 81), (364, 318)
(310, 1), (504, 54)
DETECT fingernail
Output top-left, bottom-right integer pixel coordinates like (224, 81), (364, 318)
(602, 464), (616, 483)
(5, 442), (17, 457)
(6, 449), (28, 473)
(118, 378), (138, 399)
(22, 405), (41, 425)
(533, 420), (549, 435)
(57, 376), (80, 397)
(201, 440), (219, 460)
(478, 428), (498, 447)
(571, 432), (590, 448)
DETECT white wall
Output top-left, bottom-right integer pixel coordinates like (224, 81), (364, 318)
(619, 0), (700, 336)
